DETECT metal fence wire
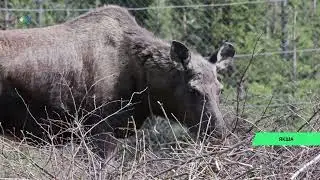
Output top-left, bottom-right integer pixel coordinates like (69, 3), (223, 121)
(1, 0), (320, 57)
(0, 0), (319, 126)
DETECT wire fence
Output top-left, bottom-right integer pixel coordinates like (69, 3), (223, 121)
(1, 0), (319, 56)
(0, 0), (286, 12)
(0, 0), (319, 110)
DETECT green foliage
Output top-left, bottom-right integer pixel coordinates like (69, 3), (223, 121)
(2, 0), (319, 130)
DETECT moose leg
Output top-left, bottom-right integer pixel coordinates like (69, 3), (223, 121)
(93, 132), (117, 160)
(88, 122), (118, 160)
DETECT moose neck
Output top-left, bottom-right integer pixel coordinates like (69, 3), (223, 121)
(125, 32), (175, 118)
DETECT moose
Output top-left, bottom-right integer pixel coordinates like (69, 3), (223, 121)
(0, 5), (235, 158)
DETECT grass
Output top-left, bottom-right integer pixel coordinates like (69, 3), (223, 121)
(0, 61), (319, 180)
(0, 99), (319, 180)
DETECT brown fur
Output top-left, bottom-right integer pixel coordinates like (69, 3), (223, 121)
(0, 5), (233, 158)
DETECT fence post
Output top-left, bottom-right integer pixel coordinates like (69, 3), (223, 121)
(95, 0), (99, 7)
(4, 0), (9, 29)
(312, 0), (318, 48)
(281, 0), (289, 60)
(270, 1), (276, 36)
(35, 0), (43, 27)
(65, 0), (70, 18)
(293, 10), (297, 82)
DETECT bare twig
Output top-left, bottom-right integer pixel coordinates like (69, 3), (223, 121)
(297, 107), (320, 131)
(83, 87), (148, 137)
(232, 33), (263, 133)
(246, 95), (274, 133)
(153, 139), (246, 177)
(290, 153), (320, 180)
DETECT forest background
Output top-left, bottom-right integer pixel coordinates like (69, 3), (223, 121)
(1, 0), (319, 131)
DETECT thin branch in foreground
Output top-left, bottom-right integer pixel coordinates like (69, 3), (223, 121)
(83, 87), (148, 137)
(1, 138), (55, 179)
(290, 153), (320, 180)
(246, 95), (274, 133)
(232, 33), (263, 134)
(153, 139), (246, 178)
(297, 107), (320, 132)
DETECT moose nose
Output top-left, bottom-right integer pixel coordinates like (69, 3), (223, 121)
(208, 101), (227, 139)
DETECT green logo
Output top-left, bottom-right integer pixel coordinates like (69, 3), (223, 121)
(252, 132), (320, 146)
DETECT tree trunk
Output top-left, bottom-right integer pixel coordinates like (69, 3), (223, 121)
(312, 0), (318, 48)
(4, 0), (9, 30)
(293, 11), (297, 82)
(281, 0), (289, 60)
(36, 0), (43, 27)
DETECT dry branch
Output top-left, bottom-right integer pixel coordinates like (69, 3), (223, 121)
(290, 153), (320, 180)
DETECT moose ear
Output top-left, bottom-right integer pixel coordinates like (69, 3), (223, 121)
(170, 40), (191, 68)
(209, 42), (235, 64)
(209, 42), (236, 71)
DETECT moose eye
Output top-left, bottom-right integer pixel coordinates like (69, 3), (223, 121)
(221, 88), (224, 94)
(217, 88), (224, 96)
(217, 76), (222, 82)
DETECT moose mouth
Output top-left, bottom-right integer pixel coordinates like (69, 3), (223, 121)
(184, 107), (225, 139)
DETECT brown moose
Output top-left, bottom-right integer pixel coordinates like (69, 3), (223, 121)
(0, 5), (235, 158)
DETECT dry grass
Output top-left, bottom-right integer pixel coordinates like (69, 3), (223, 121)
(1, 69), (319, 179)
(0, 111), (319, 180)
(0, 63), (319, 179)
